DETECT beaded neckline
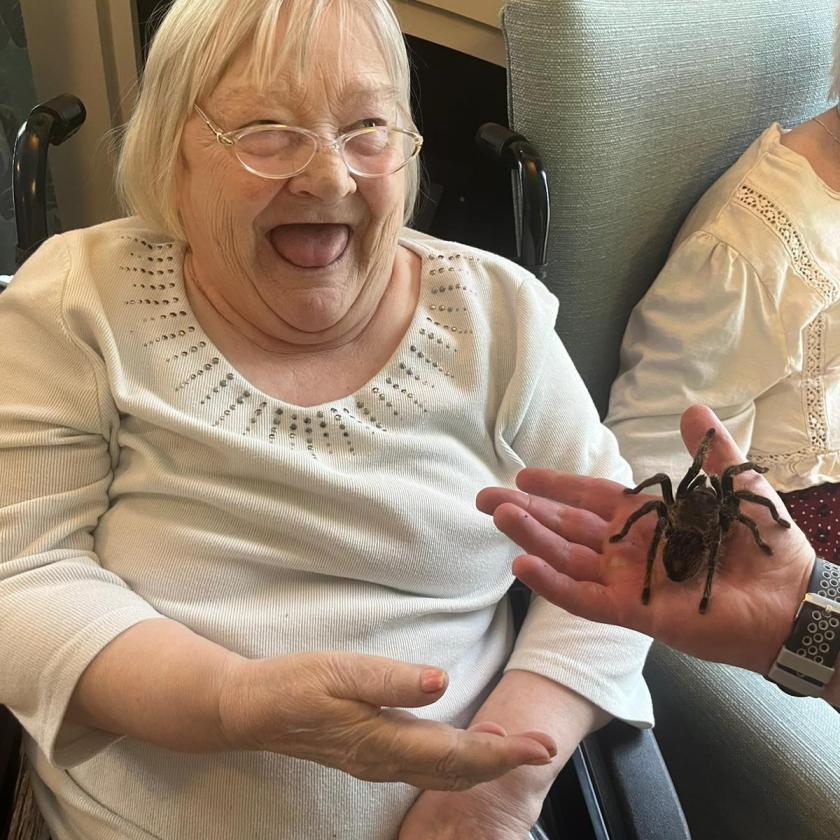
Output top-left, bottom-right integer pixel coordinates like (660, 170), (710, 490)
(120, 233), (482, 456)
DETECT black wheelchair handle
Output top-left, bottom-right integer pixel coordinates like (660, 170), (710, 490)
(476, 122), (550, 281)
(475, 121), (528, 159)
(31, 94), (87, 145)
(13, 94), (86, 266)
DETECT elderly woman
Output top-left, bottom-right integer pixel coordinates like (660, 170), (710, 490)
(0, 1), (652, 838)
(606, 6), (840, 562)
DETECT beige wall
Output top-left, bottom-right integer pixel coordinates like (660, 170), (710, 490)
(20, 0), (140, 230)
(388, 0), (505, 67)
(403, 0), (504, 29)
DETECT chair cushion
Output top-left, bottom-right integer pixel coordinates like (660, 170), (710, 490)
(502, 0), (836, 415)
(645, 644), (840, 840)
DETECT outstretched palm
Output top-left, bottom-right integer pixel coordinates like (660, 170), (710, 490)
(478, 406), (815, 674)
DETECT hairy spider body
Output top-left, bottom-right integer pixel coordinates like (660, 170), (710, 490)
(609, 429), (791, 613)
(661, 490), (721, 582)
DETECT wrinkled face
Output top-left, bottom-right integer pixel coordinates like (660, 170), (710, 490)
(177, 8), (408, 345)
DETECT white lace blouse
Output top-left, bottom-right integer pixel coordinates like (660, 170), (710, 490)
(607, 124), (840, 493)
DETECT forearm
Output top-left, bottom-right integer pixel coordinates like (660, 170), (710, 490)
(67, 617), (244, 752)
(468, 669), (610, 810)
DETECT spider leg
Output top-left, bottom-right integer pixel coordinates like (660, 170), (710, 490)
(626, 474), (674, 505)
(687, 474), (707, 493)
(699, 537), (722, 614)
(736, 513), (773, 554)
(720, 460), (768, 495)
(733, 490), (791, 527)
(676, 428), (716, 498)
(609, 500), (669, 543)
(642, 516), (667, 604)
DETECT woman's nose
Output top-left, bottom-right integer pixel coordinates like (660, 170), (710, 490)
(287, 145), (357, 202)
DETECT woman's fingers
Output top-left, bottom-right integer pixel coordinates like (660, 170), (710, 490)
(512, 556), (618, 625)
(272, 653), (556, 790)
(327, 654), (451, 709)
(321, 655), (553, 785)
(364, 713), (556, 790)
(492, 502), (604, 582)
(467, 721), (507, 737)
(515, 469), (626, 521)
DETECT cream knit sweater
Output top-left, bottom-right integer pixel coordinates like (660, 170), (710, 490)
(0, 218), (651, 840)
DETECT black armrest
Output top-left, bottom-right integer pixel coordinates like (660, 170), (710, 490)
(13, 94), (86, 267)
(476, 123), (549, 280)
(570, 720), (690, 840)
(0, 705), (22, 840)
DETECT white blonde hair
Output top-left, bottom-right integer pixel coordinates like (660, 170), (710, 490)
(117, 0), (419, 240)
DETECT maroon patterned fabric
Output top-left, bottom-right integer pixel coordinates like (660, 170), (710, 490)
(778, 482), (840, 564)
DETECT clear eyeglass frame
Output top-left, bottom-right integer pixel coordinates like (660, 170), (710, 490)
(193, 105), (423, 180)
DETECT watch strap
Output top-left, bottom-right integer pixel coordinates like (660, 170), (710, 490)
(767, 557), (840, 698)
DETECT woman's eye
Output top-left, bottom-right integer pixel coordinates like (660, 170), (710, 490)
(355, 117), (386, 129)
(245, 118), (286, 128)
(229, 114), (291, 130)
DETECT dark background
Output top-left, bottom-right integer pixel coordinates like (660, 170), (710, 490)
(0, 0), (60, 273)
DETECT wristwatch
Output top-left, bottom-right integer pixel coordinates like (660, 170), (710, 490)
(767, 557), (840, 698)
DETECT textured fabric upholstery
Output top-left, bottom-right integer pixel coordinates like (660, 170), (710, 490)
(645, 645), (840, 840)
(502, 3), (840, 838)
(503, 0), (836, 416)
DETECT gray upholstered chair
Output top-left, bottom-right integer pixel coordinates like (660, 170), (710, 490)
(503, 0), (837, 417)
(501, 1), (840, 838)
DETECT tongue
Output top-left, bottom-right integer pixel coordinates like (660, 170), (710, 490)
(269, 224), (350, 268)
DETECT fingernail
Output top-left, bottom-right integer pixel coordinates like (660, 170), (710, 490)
(420, 668), (447, 693)
(526, 750), (554, 765)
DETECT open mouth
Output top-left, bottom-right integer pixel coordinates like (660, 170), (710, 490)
(268, 223), (352, 269)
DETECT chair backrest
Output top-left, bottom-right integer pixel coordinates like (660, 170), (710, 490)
(502, 0), (837, 416)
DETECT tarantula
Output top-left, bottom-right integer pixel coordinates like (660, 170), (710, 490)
(609, 429), (791, 613)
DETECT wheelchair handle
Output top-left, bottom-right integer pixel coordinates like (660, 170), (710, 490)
(13, 94), (86, 266)
(476, 122), (550, 281)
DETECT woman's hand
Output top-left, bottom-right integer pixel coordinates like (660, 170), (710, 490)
(400, 669), (603, 838)
(477, 405), (816, 675)
(398, 760), (538, 840)
(217, 651), (557, 790)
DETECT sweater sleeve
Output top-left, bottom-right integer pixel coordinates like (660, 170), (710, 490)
(496, 276), (653, 728)
(0, 235), (163, 767)
(605, 232), (792, 483)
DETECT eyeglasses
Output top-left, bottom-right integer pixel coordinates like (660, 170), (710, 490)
(194, 105), (423, 180)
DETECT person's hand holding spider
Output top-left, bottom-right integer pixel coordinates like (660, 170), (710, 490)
(477, 405), (819, 680)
